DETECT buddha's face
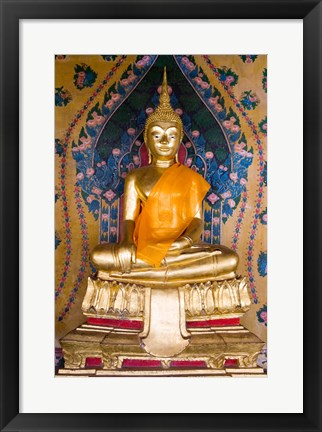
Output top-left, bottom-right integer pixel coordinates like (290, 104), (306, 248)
(146, 121), (182, 161)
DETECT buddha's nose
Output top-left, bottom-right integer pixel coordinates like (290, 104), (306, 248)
(161, 134), (168, 144)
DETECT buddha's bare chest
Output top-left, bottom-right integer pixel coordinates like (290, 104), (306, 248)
(134, 168), (165, 202)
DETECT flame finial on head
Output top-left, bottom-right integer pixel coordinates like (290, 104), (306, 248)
(144, 67), (183, 144)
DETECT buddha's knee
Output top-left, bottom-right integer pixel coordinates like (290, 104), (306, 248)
(227, 250), (239, 271)
(90, 243), (116, 270)
(216, 248), (239, 275)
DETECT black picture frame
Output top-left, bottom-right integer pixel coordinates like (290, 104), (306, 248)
(0, 1), (321, 431)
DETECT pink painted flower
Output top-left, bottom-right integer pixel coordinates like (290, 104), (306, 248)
(246, 57), (253, 64)
(260, 311), (267, 322)
(246, 152), (254, 158)
(86, 168), (95, 177)
(92, 187), (102, 195)
(80, 136), (91, 146)
(185, 142), (192, 148)
(231, 125), (240, 133)
(95, 115), (105, 126)
(121, 78), (129, 86)
(127, 128), (136, 136)
(111, 93), (121, 102)
(145, 107), (154, 115)
(76, 172), (84, 181)
(182, 56), (189, 64)
(240, 178), (247, 185)
(192, 130), (200, 138)
(101, 213), (109, 221)
(157, 85), (172, 95)
(234, 141), (246, 152)
(105, 100), (114, 109)
(230, 117), (236, 124)
(213, 217), (220, 224)
(229, 172), (238, 181)
(72, 147), (79, 152)
(128, 74), (136, 83)
(262, 214), (268, 222)
(103, 189), (116, 201)
(136, 60), (145, 68)
(112, 148), (121, 156)
(194, 77), (203, 85)
(228, 199), (236, 208)
(133, 155), (140, 165)
(215, 104), (223, 112)
(219, 165), (225, 170)
(78, 71), (86, 78)
(262, 123), (267, 130)
(238, 149), (248, 156)
(142, 55), (151, 63)
(87, 119), (96, 128)
(221, 191), (232, 199)
(201, 81), (209, 89)
(186, 158), (192, 167)
(175, 108), (183, 116)
(187, 62), (195, 71)
(207, 193), (219, 205)
(86, 195), (94, 203)
(79, 144), (86, 152)
(204, 230), (211, 236)
(205, 151), (214, 159)
(101, 161), (106, 165)
(110, 227), (117, 234)
(250, 96), (256, 102)
(135, 140), (141, 146)
(223, 120), (231, 129)
(121, 172), (127, 178)
(226, 76), (235, 83)
(209, 97), (218, 106)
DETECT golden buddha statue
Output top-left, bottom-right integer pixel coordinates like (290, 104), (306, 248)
(60, 68), (265, 376)
(91, 67), (239, 287)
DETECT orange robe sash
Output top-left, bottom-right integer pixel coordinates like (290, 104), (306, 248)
(134, 163), (210, 267)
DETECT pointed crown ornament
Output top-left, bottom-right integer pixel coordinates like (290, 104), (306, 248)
(144, 67), (183, 144)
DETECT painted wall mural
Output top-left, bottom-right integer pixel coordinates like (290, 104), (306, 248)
(55, 54), (267, 353)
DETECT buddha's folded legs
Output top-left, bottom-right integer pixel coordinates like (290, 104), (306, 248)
(91, 243), (239, 286)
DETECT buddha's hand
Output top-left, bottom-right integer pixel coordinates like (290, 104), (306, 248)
(117, 241), (137, 274)
(168, 236), (193, 254)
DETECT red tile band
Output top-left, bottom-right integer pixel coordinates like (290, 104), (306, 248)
(224, 358), (239, 367)
(186, 317), (240, 328)
(87, 317), (143, 330)
(122, 359), (162, 368)
(85, 357), (103, 368)
(170, 360), (207, 368)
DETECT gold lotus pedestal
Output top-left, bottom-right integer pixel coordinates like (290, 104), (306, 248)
(59, 276), (265, 377)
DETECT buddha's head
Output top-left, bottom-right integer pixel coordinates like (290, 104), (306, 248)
(144, 67), (183, 162)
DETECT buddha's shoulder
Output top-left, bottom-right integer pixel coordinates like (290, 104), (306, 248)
(124, 166), (152, 181)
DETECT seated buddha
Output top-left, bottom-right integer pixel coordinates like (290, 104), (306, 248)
(91, 68), (239, 287)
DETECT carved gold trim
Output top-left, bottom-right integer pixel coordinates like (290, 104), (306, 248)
(184, 277), (251, 317)
(82, 277), (147, 319)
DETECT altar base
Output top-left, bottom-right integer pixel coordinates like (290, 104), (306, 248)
(59, 276), (265, 377)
